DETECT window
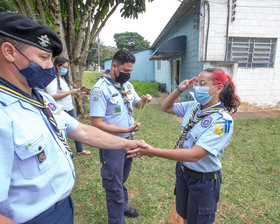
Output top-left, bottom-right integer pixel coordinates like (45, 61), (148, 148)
(157, 60), (161, 70)
(226, 37), (276, 68)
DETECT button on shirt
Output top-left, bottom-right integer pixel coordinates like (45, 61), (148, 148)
(90, 77), (140, 138)
(45, 77), (74, 111)
(173, 101), (234, 172)
(0, 90), (78, 223)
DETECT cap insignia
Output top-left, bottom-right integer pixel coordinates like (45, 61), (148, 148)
(38, 35), (51, 47)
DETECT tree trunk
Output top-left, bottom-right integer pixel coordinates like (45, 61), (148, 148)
(70, 62), (87, 117)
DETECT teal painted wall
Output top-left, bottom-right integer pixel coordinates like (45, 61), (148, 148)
(154, 7), (203, 100)
(104, 49), (155, 81)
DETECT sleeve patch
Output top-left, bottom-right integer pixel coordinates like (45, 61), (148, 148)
(91, 91), (102, 101)
(214, 125), (225, 136)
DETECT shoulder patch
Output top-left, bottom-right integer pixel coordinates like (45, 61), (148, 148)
(214, 125), (225, 136)
(91, 91), (102, 101)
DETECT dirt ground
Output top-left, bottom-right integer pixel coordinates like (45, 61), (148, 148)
(151, 93), (280, 120)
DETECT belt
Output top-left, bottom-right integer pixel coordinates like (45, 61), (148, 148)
(180, 164), (218, 180)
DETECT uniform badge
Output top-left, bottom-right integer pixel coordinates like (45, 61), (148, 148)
(38, 35), (50, 47)
(127, 90), (132, 95)
(47, 103), (56, 111)
(37, 150), (46, 163)
(214, 125), (225, 136)
(115, 107), (121, 113)
(225, 120), (232, 133)
(126, 84), (132, 89)
(92, 91), (102, 101)
(201, 115), (212, 128)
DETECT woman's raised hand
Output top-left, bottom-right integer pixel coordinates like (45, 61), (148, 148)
(178, 77), (197, 92)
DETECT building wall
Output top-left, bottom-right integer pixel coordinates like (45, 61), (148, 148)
(202, 0), (280, 109)
(131, 49), (155, 81)
(104, 49), (155, 81)
(155, 60), (172, 92)
(155, 7), (203, 100)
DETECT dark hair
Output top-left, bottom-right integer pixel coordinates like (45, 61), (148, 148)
(112, 49), (135, 65)
(53, 56), (71, 90)
(0, 34), (28, 51)
(203, 68), (240, 113)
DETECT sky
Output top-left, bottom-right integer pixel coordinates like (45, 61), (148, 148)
(99, 0), (181, 47)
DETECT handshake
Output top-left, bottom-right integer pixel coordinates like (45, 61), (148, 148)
(125, 139), (154, 159)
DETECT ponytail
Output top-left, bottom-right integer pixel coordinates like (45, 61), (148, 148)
(203, 68), (240, 113)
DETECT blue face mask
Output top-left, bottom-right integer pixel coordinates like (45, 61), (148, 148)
(193, 86), (213, 105)
(19, 61), (56, 89)
(59, 68), (68, 76)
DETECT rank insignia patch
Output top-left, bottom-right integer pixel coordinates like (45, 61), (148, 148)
(214, 125), (225, 136)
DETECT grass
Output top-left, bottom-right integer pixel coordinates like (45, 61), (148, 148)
(83, 71), (159, 97)
(71, 74), (280, 223)
(71, 105), (180, 224)
(70, 105), (280, 223)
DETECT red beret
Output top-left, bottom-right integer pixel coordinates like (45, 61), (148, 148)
(0, 12), (62, 57)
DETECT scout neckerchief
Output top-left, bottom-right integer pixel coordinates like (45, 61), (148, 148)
(102, 73), (133, 115)
(174, 102), (229, 149)
(0, 77), (73, 158)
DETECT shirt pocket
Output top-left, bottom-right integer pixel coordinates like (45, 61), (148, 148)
(188, 128), (203, 146)
(107, 96), (123, 115)
(15, 133), (54, 179)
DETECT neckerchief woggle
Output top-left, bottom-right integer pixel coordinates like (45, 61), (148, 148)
(174, 102), (230, 149)
(101, 72), (133, 116)
(0, 77), (73, 158)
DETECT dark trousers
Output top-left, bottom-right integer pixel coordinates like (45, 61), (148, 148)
(64, 109), (83, 153)
(23, 196), (74, 224)
(99, 149), (133, 224)
(175, 162), (222, 224)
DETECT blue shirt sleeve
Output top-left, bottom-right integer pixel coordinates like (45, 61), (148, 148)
(0, 108), (14, 202)
(89, 86), (107, 117)
(173, 101), (198, 117)
(196, 115), (233, 156)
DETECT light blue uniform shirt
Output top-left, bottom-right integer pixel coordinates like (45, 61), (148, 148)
(0, 90), (78, 223)
(90, 77), (140, 138)
(173, 101), (234, 172)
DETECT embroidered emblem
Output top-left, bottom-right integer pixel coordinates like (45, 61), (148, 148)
(225, 120), (232, 133)
(201, 115), (212, 128)
(92, 91), (102, 97)
(38, 35), (51, 47)
(115, 107), (121, 113)
(126, 84), (132, 89)
(214, 125), (225, 136)
(48, 103), (56, 111)
(127, 90), (132, 95)
(92, 96), (99, 101)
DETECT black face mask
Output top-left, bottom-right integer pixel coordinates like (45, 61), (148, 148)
(115, 66), (130, 84)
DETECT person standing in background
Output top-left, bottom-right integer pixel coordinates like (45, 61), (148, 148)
(90, 49), (152, 224)
(46, 56), (91, 155)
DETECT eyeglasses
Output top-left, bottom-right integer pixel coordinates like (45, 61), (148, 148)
(60, 65), (68, 69)
(193, 80), (208, 87)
